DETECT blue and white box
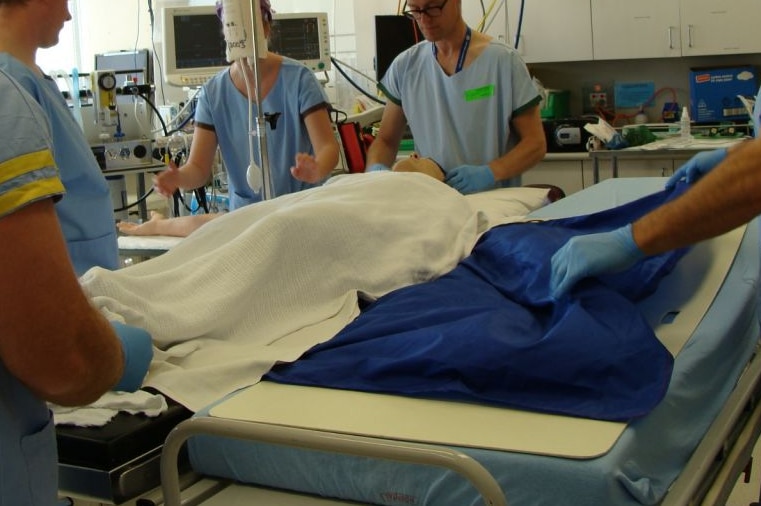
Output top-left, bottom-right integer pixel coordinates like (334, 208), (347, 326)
(689, 66), (757, 123)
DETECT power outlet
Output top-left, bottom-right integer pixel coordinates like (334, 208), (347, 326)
(582, 83), (614, 114)
(589, 92), (608, 108)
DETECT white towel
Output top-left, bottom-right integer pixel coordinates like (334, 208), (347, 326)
(81, 173), (488, 412)
(51, 390), (168, 427)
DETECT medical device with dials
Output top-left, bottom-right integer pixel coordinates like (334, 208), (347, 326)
(91, 70), (118, 127)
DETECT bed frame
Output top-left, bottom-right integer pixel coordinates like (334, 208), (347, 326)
(154, 180), (761, 506)
(157, 342), (761, 506)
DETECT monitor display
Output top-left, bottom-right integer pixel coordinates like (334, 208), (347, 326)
(374, 15), (420, 81)
(162, 5), (228, 87)
(269, 12), (331, 72)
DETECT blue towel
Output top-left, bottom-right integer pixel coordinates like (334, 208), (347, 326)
(266, 186), (689, 421)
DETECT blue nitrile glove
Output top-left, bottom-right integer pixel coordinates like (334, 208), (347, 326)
(366, 162), (391, 172)
(665, 148), (727, 190)
(550, 224), (645, 299)
(110, 321), (153, 392)
(444, 164), (495, 194)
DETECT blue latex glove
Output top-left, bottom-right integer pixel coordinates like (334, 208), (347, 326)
(444, 164), (495, 194)
(366, 162), (391, 172)
(665, 148), (727, 189)
(110, 321), (153, 392)
(550, 224), (644, 299)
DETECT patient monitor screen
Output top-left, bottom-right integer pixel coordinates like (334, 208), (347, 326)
(173, 13), (227, 70)
(269, 13), (331, 71)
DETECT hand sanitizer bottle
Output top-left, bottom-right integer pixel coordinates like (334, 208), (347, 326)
(680, 106), (692, 140)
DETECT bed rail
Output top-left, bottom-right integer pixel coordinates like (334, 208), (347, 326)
(662, 343), (761, 506)
(160, 417), (508, 506)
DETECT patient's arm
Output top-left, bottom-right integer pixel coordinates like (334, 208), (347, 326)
(117, 211), (220, 237)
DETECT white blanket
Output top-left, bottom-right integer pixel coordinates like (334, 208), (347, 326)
(81, 173), (487, 412)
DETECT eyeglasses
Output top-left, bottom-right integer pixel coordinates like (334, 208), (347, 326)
(403, 0), (449, 20)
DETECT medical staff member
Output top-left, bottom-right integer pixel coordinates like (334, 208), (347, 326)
(549, 86), (761, 298)
(153, 0), (339, 211)
(364, 0), (547, 194)
(0, 69), (153, 506)
(0, 0), (119, 276)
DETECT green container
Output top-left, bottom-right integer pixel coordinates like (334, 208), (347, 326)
(399, 139), (415, 152)
(540, 90), (570, 119)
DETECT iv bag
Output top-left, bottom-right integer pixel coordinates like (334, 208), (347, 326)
(221, 0), (268, 62)
(246, 162), (263, 193)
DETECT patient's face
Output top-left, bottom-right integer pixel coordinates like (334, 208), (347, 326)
(392, 156), (445, 182)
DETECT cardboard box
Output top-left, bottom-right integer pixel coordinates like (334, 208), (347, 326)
(689, 66), (757, 123)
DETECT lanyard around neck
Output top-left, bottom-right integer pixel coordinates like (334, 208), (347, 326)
(432, 26), (472, 74)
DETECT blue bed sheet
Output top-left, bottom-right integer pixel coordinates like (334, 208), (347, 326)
(265, 186), (690, 421)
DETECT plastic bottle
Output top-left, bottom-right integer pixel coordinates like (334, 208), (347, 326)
(680, 106), (692, 140)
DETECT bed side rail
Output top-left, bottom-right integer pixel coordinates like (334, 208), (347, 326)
(160, 417), (508, 506)
(662, 343), (761, 506)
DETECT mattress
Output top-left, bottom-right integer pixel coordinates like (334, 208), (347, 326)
(187, 178), (761, 506)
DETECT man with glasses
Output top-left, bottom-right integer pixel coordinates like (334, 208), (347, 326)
(366, 0), (546, 194)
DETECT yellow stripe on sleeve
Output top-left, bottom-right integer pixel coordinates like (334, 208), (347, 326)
(0, 149), (64, 218)
(0, 149), (57, 185)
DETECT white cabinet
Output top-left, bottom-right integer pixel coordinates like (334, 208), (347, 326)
(591, 0), (681, 60)
(591, 0), (761, 60)
(679, 0), (761, 56)
(522, 159), (585, 196)
(506, 0), (593, 63)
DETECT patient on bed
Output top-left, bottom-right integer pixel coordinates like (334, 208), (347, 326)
(117, 157), (446, 237)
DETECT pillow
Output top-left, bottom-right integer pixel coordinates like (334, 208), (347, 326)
(464, 187), (550, 229)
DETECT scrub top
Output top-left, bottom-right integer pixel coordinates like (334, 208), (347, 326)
(0, 69), (64, 506)
(0, 54), (119, 276)
(379, 37), (541, 187)
(195, 57), (331, 210)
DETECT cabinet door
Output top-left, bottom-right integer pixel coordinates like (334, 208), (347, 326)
(506, 0), (593, 63)
(680, 0), (761, 56)
(591, 0), (680, 60)
(522, 160), (584, 196)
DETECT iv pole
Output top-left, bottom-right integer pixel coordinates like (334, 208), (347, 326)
(246, 0), (273, 201)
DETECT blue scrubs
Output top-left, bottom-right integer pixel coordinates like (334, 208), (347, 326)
(0, 54), (119, 276)
(195, 57), (331, 210)
(379, 38), (541, 187)
(0, 69), (65, 506)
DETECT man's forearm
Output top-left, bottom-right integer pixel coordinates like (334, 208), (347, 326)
(633, 139), (761, 255)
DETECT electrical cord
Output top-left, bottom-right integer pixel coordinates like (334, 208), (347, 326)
(137, 92), (169, 136)
(330, 57), (386, 106)
(114, 186), (155, 213)
(514, 0), (525, 49)
(147, 0), (167, 106)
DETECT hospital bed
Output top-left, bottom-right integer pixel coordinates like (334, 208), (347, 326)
(58, 176), (761, 505)
(152, 177), (761, 506)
